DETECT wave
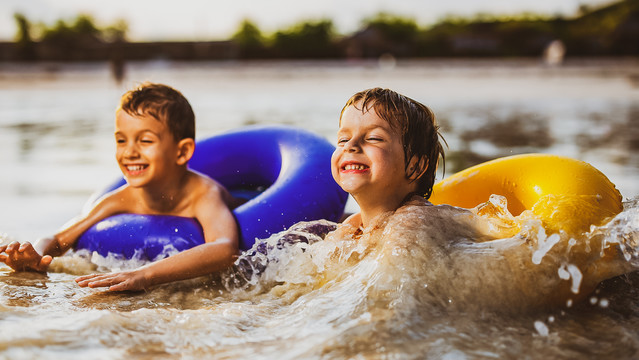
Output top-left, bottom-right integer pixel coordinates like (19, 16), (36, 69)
(222, 195), (639, 316)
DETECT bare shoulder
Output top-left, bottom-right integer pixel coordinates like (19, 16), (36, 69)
(396, 196), (472, 219)
(187, 171), (241, 212)
(325, 213), (361, 240)
(187, 171), (239, 242)
(89, 185), (137, 215)
(189, 172), (225, 201)
(387, 196), (483, 244)
(342, 213), (362, 227)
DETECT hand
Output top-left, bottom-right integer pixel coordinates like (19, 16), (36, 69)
(0, 241), (53, 272)
(75, 269), (150, 292)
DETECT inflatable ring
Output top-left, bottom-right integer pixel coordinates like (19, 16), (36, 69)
(430, 154), (623, 235)
(75, 125), (348, 260)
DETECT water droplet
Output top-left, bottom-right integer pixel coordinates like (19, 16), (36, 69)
(567, 264), (583, 294)
(558, 265), (570, 280)
(534, 320), (549, 337)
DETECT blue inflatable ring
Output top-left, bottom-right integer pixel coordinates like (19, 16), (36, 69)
(75, 125), (348, 260)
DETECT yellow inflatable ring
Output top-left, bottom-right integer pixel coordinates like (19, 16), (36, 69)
(430, 154), (623, 235)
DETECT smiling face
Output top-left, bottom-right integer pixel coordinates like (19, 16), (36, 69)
(115, 110), (184, 189)
(331, 103), (417, 208)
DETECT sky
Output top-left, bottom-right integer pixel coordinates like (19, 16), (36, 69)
(0, 0), (615, 41)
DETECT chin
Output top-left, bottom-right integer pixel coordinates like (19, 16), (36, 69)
(339, 183), (366, 197)
(124, 178), (148, 188)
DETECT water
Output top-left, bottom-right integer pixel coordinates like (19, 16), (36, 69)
(1, 59), (639, 359)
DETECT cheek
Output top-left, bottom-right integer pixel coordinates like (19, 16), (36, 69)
(330, 149), (340, 180)
(115, 146), (124, 160)
(388, 148), (406, 168)
(146, 149), (164, 166)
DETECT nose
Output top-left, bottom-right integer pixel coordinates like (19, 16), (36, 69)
(121, 141), (139, 159)
(343, 138), (361, 153)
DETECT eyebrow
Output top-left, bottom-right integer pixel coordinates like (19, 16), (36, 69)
(338, 123), (391, 134)
(114, 129), (161, 137)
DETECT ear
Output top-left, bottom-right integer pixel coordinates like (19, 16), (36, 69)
(176, 138), (195, 166)
(407, 155), (429, 181)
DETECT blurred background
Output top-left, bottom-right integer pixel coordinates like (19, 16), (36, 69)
(1, 0), (638, 241)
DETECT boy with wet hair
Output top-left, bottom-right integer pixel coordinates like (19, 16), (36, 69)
(331, 87), (446, 231)
(0, 82), (242, 291)
(339, 87), (446, 200)
(330, 87), (634, 311)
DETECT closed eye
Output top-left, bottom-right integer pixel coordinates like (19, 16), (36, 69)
(139, 136), (156, 144)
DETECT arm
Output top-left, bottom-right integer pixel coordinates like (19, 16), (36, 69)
(75, 238), (237, 291)
(0, 189), (129, 272)
(76, 186), (240, 291)
(324, 213), (361, 240)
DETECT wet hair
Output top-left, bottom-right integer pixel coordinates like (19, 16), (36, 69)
(119, 82), (195, 141)
(340, 87), (446, 200)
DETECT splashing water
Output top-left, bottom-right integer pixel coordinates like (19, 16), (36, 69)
(1, 196), (639, 358)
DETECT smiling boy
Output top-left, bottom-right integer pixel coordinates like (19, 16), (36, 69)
(0, 83), (241, 291)
(331, 87), (445, 232)
(328, 88), (637, 311)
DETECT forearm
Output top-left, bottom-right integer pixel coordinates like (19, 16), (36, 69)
(35, 229), (84, 257)
(33, 236), (64, 257)
(138, 239), (237, 287)
(42, 204), (122, 257)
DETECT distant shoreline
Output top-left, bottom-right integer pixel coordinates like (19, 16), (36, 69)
(1, 56), (637, 69)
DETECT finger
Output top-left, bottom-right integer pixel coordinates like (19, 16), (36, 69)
(75, 274), (96, 282)
(0, 254), (7, 263)
(89, 280), (113, 289)
(87, 275), (122, 288)
(18, 242), (34, 253)
(76, 280), (91, 287)
(75, 274), (106, 285)
(75, 277), (93, 287)
(0, 245), (7, 252)
(39, 255), (53, 269)
(6, 242), (19, 253)
(107, 281), (131, 292)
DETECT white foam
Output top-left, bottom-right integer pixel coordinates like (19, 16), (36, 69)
(534, 320), (550, 337)
(532, 233), (561, 265)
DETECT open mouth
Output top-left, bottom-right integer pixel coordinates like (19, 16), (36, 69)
(125, 164), (148, 173)
(342, 163), (369, 171)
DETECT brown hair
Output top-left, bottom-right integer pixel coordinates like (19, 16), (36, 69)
(119, 82), (195, 141)
(340, 87), (446, 199)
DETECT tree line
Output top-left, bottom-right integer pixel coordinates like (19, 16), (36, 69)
(5, 0), (638, 62)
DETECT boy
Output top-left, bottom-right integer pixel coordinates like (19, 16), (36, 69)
(330, 87), (633, 310)
(331, 87), (445, 233)
(0, 83), (241, 291)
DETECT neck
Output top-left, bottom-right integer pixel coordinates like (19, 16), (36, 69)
(353, 196), (402, 229)
(354, 190), (420, 228)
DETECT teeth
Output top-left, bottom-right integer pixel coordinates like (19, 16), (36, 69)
(344, 164), (367, 171)
(127, 165), (146, 171)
